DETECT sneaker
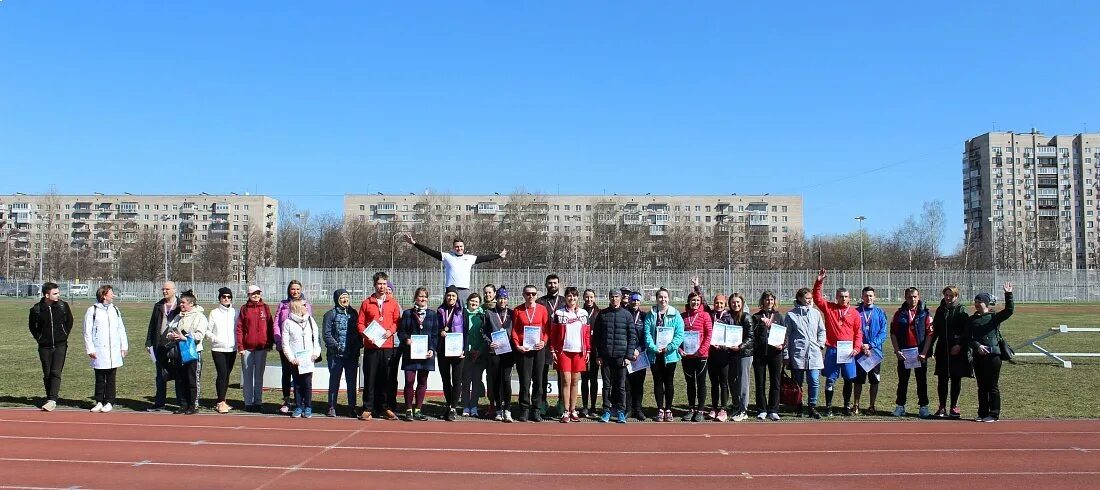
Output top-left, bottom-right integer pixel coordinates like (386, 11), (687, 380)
(90, 402), (103, 413)
(291, 407), (302, 418)
(616, 410), (627, 424)
(767, 412), (780, 421)
(579, 408), (589, 419)
(516, 411), (528, 423)
(716, 410), (728, 422)
(503, 411), (515, 423)
(664, 410), (675, 422)
(358, 411), (373, 421)
(599, 410), (612, 423)
(823, 407), (834, 417)
(148, 405), (166, 413)
(918, 406), (931, 418)
(653, 410), (664, 422)
(949, 407), (962, 419)
(326, 408), (337, 418)
(404, 409), (415, 421)
(494, 412), (504, 422)
(842, 406), (852, 416)
(981, 416), (996, 423)
(414, 410), (428, 421)
(304, 408), (313, 419)
(865, 405), (877, 416)
(892, 405), (906, 417)
(41, 400), (56, 412)
(933, 407), (947, 418)
(634, 410), (646, 421)
(184, 408), (197, 415)
(384, 409), (398, 421)
(447, 408), (458, 421)
(808, 406), (821, 419)
(732, 412), (748, 422)
(279, 404), (290, 415)
(692, 411), (704, 423)
(757, 411), (767, 420)
(706, 410), (716, 420)
(218, 402), (232, 414)
(682, 410), (695, 422)
(531, 410), (543, 422)
(560, 414), (569, 424)
(101, 403), (113, 413)
(570, 411), (580, 423)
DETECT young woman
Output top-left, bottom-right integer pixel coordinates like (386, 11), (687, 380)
(752, 290), (784, 421)
(680, 291), (713, 422)
(704, 293), (732, 421)
(323, 289), (361, 418)
(644, 288), (685, 422)
(207, 287), (237, 414)
(398, 287), (440, 421)
(968, 283), (1014, 422)
(932, 285), (972, 419)
(275, 280), (312, 415)
(579, 289), (601, 418)
(726, 293), (755, 421)
(483, 287), (515, 422)
(784, 288), (825, 419)
(280, 298), (322, 418)
(549, 287), (591, 423)
(83, 285), (128, 413)
(437, 287), (465, 421)
(462, 293), (488, 417)
(167, 290), (207, 414)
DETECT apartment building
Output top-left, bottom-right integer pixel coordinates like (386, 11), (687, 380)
(963, 130), (1100, 269)
(0, 193), (279, 278)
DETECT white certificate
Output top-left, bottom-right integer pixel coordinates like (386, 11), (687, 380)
(562, 323), (582, 352)
(295, 351), (314, 374)
(444, 333), (464, 357)
(857, 350), (883, 372)
(627, 352), (651, 374)
(410, 335), (429, 360)
(523, 326), (541, 350)
(726, 325), (743, 348)
(836, 341), (854, 364)
(767, 325), (786, 348)
(364, 320), (387, 346)
(900, 347), (921, 369)
(682, 331), (700, 355)
(656, 327), (673, 348)
(491, 329), (512, 355)
(711, 323), (728, 347)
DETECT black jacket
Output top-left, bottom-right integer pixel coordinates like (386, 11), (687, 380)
(752, 309), (784, 357)
(146, 297), (181, 348)
(482, 306), (515, 354)
(932, 299), (973, 377)
(594, 306), (636, 360)
(625, 306), (646, 360)
(728, 310), (755, 358)
(29, 299), (74, 348)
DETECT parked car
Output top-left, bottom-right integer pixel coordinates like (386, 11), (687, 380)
(69, 283), (90, 297)
(0, 281), (17, 297)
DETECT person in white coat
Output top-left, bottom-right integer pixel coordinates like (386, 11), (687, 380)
(166, 290), (207, 414)
(281, 298), (322, 418)
(83, 285), (128, 413)
(783, 287), (826, 419)
(207, 287), (238, 413)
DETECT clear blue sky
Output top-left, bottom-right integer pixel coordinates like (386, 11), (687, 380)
(3, 1), (1099, 252)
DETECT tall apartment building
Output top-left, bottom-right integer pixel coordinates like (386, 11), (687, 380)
(0, 193), (279, 279)
(963, 130), (1100, 270)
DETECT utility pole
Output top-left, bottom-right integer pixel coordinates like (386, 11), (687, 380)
(855, 216), (866, 286)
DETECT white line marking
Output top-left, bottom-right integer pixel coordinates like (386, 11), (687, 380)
(741, 472), (753, 479)
(132, 460), (151, 467)
(255, 414), (370, 489)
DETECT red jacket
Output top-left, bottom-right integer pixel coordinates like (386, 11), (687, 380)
(511, 303), (549, 349)
(812, 278), (864, 348)
(357, 294), (402, 349)
(549, 306), (591, 356)
(681, 305), (713, 358)
(236, 300), (274, 352)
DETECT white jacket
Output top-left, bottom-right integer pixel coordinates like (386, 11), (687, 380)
(206, 304), (238, 352)
(280, 313), (322, 363)
(83, 302), (128, 369)
(168, 305), (208, 351)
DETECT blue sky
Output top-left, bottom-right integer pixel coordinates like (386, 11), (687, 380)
(3, 1), (1099, 252)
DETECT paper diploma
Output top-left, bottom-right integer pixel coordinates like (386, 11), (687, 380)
(410, 335), (429, 359)
(900, 347), (921, 369)
(836, 341), (854, 364)
(767, 325), (786, 347)
(523, 326), (541, 350)
(491, 330), (512, 355)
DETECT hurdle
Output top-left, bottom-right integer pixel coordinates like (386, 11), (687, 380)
(1011, 325), (1100, 368)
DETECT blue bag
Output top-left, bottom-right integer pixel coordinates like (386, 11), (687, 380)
(180, 336), (199, 364)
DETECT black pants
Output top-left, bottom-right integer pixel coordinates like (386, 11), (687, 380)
(682, 357), (708, 410)
(153, 345), (169, 407)
(516, 348), (546, 411)
(211, 351), (236, 402)
(279, 350), (294, 403)
(486, 354), (514, 410)
(602, 358), (627, 412)
(937, 374), (963, 409)
(93, 368), (117, 404)
(753, 351), (782, 413)
(293, 372), (313, 409)
(626, 368), (647, 414)
(362, 348), (398, 414)
(708, 349), (730, 410)
(651, 355), (677, 410)
(974, 355), (1002, 419)
(896, 360), (929, 407)
(38, 343), (67, 401)
(581, 354), (601, 410)
(438, 356), (464, 409)
(175, 361), (199, 408)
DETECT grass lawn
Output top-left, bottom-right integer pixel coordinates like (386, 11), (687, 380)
(2, 297), (1098, 419)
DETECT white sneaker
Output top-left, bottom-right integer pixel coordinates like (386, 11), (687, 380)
(732, 412), (748, 422)
(981, 416), (996, 423)
(503, 411), (514, 423)
(101, 403), (113, 413)
(41, 400), (56, 412)
(892, 405), (906, 417)
(757, 411), (767, 420)
(767, 412), (781, 421)
(918, 406), (931, 418)
(90, 402), (103, 413)
(494, 412), (504, 422)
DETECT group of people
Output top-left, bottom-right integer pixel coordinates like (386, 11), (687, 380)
(26, 236), (1015, 424)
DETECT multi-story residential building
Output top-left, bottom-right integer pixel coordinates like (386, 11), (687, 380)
(0, 193), (279, 279)
(963, 130), (1100, 270)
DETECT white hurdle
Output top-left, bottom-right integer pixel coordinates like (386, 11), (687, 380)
(1011, 324), (1100, 368)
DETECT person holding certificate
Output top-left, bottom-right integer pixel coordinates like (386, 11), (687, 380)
(322, 289), (361, 418)
(752, 291), (784, 421)
(624, 292), (648, 421)
(511, 285), (550, 422)
(968, 283), (1014, 422)
(462, 293), (488, 418)
(644, 288), (685, 422)
(280, 298), (322, 418)
(812, 269), (863, 417)
(482, 286), (515, 422)
(549, 287), (591, 423)
(853, 287), (889, 416)
(357, 272), (402, 421)
(931, 286), (972, 419)
(437, 287), (466, 421)
(703, 293), (733, 421)
(725, 293), (755, 421)
(889, 288), (934, 418)
(679, 291), (712, 422)
(397, 288), (440, 421)
(783, 288), (825, 419)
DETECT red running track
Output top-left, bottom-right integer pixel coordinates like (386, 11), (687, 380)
(0, 408), (1097, 489)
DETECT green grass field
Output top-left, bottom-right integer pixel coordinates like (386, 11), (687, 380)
(2, 298), (1098, 419)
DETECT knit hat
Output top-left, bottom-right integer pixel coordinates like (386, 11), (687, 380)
(975, 292), (995, 305)
(496, 286), (509, 299)
(445, 285), (459, 296)
(333, 288), (349, 305)
(629, 292), (642, 301)
(217, 287), (233, 300)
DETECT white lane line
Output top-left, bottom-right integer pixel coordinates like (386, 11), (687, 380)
(255, 415), (370, 490)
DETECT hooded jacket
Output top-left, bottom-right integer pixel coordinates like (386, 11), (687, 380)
(275, 289), (312, 346)
(357, 293), (401, 349)
(206, 303), (238, 352)
(680, 304), (713, 359)
(783, 303), (826, 370)
(83, 302), (128, 370)
(236, 299), (275, 352)
(323, 289), (361, 358)
(968, 292), (1014, 357)
(29, 298), (74, 348)
(168, 305), (208, 351)
(593, 304), (636, 360)
(281, 313), (322, 365)
(644, 304), (685, 364)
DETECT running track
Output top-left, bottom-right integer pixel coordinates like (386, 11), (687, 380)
(0, 409), (1097, 489)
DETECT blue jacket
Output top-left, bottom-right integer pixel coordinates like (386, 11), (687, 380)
(856, 303), (889, 357)
(323, 306), (361, 358)
(644, 305), (685, 365)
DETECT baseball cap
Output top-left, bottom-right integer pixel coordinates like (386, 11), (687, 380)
(609, 288), (622, 297)
(247, 285), (262, 294)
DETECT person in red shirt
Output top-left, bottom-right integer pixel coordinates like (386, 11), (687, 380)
(549, 287), (591, 423)
(512, 284), (549, 422)
(890, 287), (934, 418)
(357, 272), (402, 420)
(813, 268), (863, 416)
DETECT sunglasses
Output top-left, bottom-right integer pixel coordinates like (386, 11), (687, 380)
(523, 292), (537, 296)
(220, 294), (232, 299)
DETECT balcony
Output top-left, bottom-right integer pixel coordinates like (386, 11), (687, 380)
(649, 225), (666, 236)
(119, 202), (138, 215)
(476, 202), (500, 215)
(747, 211), (769, 226)
(72, 224), (90, 234)
(180, 203), (197, 216)
(212, 203), (230, 215)
(14, 213), (31, 224)
(374, 202), (398, 215)
(622, 214), (643, 225)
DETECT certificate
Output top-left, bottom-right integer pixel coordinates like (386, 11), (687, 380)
(726, 325), (743, 348)
(444, 334), (464, 357)
(491, 330), (512, 355)
(295, 351), (314, 374)
(523, 326), (541, 350)
(836, 341), (854, 364)
(656, 327), (674, 348)
(857, 350), (883, 372)
(364, 320), (387, 347)
(410, 335), (429, 360)
(562, 323), (582, 352)
(682, 331), (700, 355)
(767, 325), (786, 348)
(711, 323), (728, 347)
(627, 352), (651, 374)
(900, 347), (921, 369)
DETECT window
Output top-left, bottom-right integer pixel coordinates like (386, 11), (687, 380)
(360, 205), (365, 211)
(771, 206), (777, 212)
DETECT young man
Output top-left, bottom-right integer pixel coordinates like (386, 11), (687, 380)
(145, 281), (180, 411)
(853, 287), (889, 415)
(28, 282), (73, 411)
(511, 285), (549, 422)
(890, 287), (934, 418)
(405, 234), (508, 298)
(536, 274), (565, 416)
(357, 271), (402, 420)
(236, 285), (275, 412)
(812, 269), (863, 416)
(593, 289), (636, 423)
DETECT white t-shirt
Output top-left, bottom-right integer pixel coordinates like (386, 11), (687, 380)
(441, 253), (478, 289)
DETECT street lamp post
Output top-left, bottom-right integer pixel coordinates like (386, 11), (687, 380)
(295, 213), (306, 272)
(989, 216), (998, 291)
(162, 216), (171, 281)
(855, 216), (866, 286)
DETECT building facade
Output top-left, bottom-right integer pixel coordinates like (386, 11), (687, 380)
(963, 130), (1100, 270)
